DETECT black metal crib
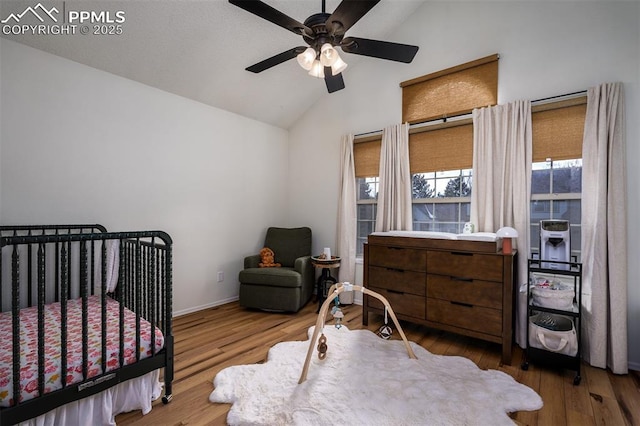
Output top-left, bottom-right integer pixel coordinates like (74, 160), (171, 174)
(0, 224), (173, 425)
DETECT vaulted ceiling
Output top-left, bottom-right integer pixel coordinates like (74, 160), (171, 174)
(1, 0), (426, 129)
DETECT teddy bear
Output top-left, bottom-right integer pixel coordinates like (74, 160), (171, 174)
(258, 247), (281, 268)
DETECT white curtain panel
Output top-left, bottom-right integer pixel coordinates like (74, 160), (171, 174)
(581, 82), (628, 374)
(337, 134), (357, 284)
(471, 100), (532, 348)
(375, 123), (412, 232)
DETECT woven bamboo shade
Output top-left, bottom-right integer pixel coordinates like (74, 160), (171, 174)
(409, 120), (473, 173)
(532, 96), (587, 162)
(354, 137), (382, 178)
(401, 54), (499, 124)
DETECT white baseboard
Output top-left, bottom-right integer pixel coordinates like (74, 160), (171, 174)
(173, 296), (239, 317)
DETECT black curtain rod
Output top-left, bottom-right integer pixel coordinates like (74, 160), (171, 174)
(532, 89), (587, 104)
(353, 89), (588, 139)
(354, 111), (470, 139)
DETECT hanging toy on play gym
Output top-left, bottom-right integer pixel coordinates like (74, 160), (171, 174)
(331, 295), (344, 329)
(377, 305), (393, 339)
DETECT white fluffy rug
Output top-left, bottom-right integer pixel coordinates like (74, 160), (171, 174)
(210, 326), (542, 425)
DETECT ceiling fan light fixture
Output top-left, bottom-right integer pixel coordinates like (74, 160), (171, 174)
(331, 55), (348, 75)
(296, 47), (316, 71)
(308, 59), (325, 78)
(320, 43), (338, 67)
(230, 0), (419, 93)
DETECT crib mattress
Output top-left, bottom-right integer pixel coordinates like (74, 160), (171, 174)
(0, 295), (164, 407)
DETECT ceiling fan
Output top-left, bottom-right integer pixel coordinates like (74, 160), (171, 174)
(229, 0), (419, 93)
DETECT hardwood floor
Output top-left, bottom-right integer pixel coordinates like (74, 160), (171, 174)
(116, 300), (640, 426)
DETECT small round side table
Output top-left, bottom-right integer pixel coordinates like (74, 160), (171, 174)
(311, 256), (341, 313)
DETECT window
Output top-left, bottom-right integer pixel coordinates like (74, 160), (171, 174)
(354, 120), (474, 256)
(401, 54), (499, 123)
(356, 177), (378, 256)
(530, 159), (582, 260)
(412, 169), (471, 233)
(409, 121), (473, 236)
(359, 159), (583, 260)
(355, 138), (381, 257)
(530, 96), (586, 261)
(354, 55), (496, 257)
(356, 169), (473, 255)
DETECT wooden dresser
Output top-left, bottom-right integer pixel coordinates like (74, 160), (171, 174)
(363, 233), (516, 364)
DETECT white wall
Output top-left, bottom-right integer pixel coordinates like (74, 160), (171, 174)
(288, 2), (640, 368)
(0, 39), (290, 315)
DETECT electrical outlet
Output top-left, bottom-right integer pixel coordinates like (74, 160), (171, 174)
(217, 271), (224, 282)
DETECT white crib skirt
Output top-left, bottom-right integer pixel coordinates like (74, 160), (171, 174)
(22, 370), (162, 426)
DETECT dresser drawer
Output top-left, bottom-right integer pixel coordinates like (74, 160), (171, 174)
(427, 298), (502, 337)
(427, 251), (503, 282)
(427, 274), (502, 310)
(368, 266), (426, 296)
(368, 245), (427, 272)
(367, 287), (425, 320)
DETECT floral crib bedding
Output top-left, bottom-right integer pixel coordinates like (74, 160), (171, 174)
(0, 295), (164, 407)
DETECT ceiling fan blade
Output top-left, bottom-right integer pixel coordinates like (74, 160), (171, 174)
(229, 0), (310, 35)
(326, 0), (381, 36)
(324, 67), (346, 93)
(341, 37), (419, 63)
(246, 47), (307, 73)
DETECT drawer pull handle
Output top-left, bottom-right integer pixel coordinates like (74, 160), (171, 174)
(388, 247), (403, 250)
(451, 276), (473, 282)
(386, 267), (405, 273)
(387, 289), (405, 295)
(451, 251), (473, 257)
(450, 301), (473, 308)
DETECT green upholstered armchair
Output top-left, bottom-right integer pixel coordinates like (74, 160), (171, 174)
(238, 227), (313, 312)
